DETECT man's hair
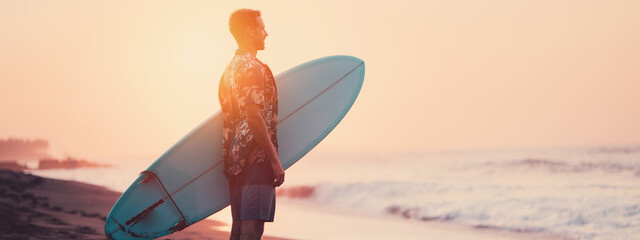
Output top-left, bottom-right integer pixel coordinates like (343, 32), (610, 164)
(229, 9), (261, 43)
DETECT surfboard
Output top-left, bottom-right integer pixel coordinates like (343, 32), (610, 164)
(104, 55), (365, 239)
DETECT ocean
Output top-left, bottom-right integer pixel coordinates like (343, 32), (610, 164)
(28, 146), (640, 240)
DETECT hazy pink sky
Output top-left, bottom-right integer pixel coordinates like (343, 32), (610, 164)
(1, 1), (639, 161)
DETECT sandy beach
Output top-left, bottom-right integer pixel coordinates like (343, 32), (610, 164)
(0, 169), (288, 240)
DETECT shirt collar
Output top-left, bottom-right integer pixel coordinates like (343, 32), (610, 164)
(235, 49), (267, 66)
(234, 49), (253, 57)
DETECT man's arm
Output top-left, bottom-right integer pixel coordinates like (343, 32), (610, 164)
(240, 68), (284, 187)
(245, 103), (285, 187)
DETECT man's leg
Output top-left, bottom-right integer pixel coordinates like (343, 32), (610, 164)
(229, 173), (244, 240)
(229, 220), (242, 240)
(240, 219), (265, 240)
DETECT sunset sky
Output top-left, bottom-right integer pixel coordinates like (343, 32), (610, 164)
(1, 0), (639, 161)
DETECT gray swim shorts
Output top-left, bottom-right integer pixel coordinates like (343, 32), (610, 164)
(228, 163), (276, 222)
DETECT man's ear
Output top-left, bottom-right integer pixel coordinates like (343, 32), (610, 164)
(245, 25), (255, 38)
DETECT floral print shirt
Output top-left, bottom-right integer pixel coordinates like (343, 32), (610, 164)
(218, 49), (278, 177)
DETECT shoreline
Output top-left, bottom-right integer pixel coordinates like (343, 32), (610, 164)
(0, 169), (287, 240)
(242, 199), (576, 240)
(2, 169), (577, 240)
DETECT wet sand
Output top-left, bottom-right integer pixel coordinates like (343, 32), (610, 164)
(0, 169), (286, 240)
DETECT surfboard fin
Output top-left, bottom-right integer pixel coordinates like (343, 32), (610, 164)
(138, 171), (154, 184)
(132, 170), (188, 233)
(125, 198), (165, 226)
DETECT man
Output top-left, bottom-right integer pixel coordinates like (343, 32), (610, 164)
(218, 9), (285, 240)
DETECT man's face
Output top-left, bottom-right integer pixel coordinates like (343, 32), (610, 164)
(250, 16), (268, 50)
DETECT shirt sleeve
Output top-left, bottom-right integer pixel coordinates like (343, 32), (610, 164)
(235, 64), (265, 110)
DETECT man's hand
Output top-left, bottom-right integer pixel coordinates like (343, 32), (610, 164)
(272, 160), (285, 187)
